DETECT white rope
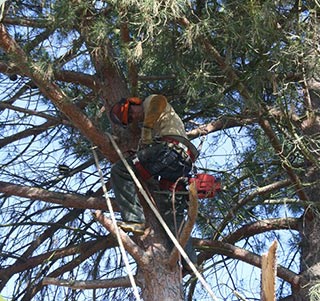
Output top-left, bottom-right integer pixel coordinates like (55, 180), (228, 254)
(91, 146), (141, 301)
(106, 133), (219, 301)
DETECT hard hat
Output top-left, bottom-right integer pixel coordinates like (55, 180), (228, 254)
(109, 97), (142, 126)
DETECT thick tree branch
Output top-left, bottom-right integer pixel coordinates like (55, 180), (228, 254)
(0, 24), (119, 162)
(78, 10), (129, 103)
(187, 107), (302, 139)
(120, 20), (139, 95)
(54, 70), (101, 91)
(0, 59), (101, 91)
(2, 17), (48, 27)
(187, 115), (258, 139)
(94, 211), (147, 266)
(0, 181), (108, 210)
(194, 239), (301, 289)
(223, 217), (300, 244)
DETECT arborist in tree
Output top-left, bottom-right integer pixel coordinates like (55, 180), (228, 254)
(109, 94), (199, 264)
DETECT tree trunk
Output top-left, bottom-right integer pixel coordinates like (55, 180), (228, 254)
(293, 85), (320, 300)
(135, 183), (186, 301)
(136, 214), (184, 301)
(138, 253), (183, 301)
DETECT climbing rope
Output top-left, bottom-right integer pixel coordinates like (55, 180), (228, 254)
(92, 146), (141, 301)
(105, 132), (219, 301)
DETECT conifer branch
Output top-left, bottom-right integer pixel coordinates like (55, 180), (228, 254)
(42, 276), (133, 289)
(94, 211), (147, 266)
(213, 179), (292, 240)
(0, 181), (108, 210)
(195, 239), (300, 288)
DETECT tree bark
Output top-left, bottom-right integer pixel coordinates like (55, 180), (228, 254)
(139, 258), (183, 301)
(293, 78), (320, 299)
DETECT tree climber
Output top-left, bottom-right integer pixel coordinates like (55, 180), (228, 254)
(109, 94), (199, 264)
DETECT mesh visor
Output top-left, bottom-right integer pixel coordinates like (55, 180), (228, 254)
(110, 102), (128, 126)
(109, 98), (142, 126)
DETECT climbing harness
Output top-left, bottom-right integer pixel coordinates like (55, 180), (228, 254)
(160, 135), (199, 162)
(132, 156), (152, 180)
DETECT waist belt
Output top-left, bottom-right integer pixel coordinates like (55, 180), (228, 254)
(160, 135), (198, 162)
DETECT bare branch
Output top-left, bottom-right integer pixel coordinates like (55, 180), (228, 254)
(0, 181), (108, 210)
(223, 218), (300, 244)
(0, 102), (60, 121)
(93, 211), (147, 266)
(0, 120), (59, 148)
(2, 17), (48, 27)
(42, 276), (132, 289)
(187, 116), (258, 139)
(0, 237), (112, 289)
(214, 179), (292, 240)
(194, 239), (301, 289)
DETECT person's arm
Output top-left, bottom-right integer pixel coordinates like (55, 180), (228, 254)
(141, 95), (167, 144)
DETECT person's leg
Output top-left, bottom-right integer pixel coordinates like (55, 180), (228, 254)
(110, 159), (145, 224)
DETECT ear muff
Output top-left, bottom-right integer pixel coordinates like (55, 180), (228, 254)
(110, 97), (142, 126)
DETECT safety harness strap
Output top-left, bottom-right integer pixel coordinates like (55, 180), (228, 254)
(132, 157), (152, 180)
(160, 135), (199, 162)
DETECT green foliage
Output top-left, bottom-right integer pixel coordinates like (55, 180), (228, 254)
(310, 284), (320, 301)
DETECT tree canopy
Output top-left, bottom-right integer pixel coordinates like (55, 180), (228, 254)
(0, 1), (320, 300)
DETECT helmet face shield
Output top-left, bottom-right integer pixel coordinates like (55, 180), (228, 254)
(110, 103), (125, 126)
(109, 98), (142, 127)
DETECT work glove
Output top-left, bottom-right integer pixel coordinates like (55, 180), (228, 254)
(141, 126), (152, 145)
(137, 139), (152, 151)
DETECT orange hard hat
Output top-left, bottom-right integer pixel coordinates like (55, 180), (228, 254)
(110, 97), (142, 126)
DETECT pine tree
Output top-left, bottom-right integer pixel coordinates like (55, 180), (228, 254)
(0, 1), (319, 300)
